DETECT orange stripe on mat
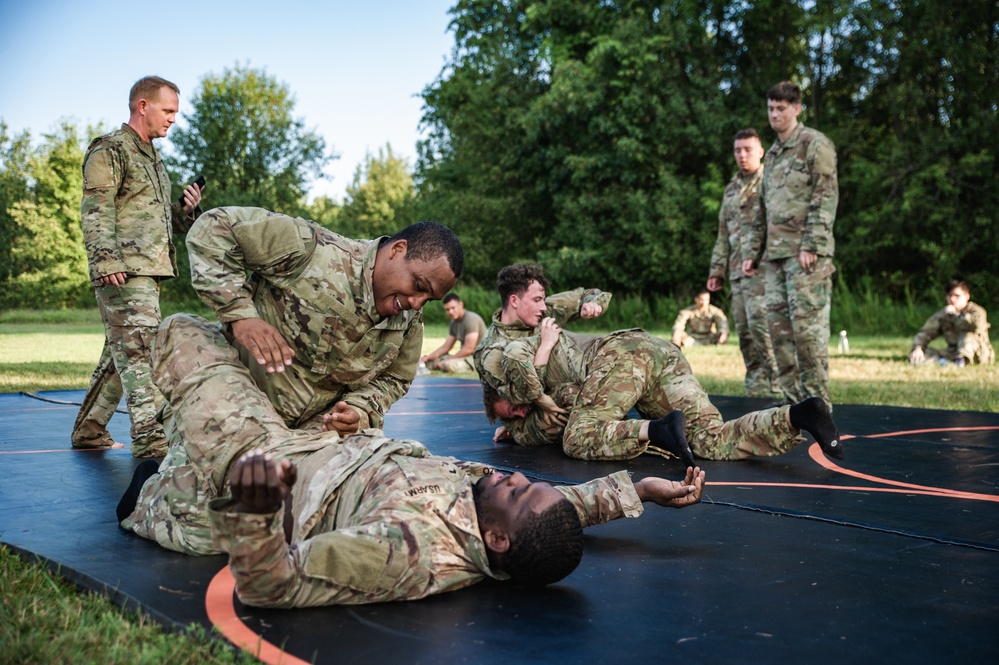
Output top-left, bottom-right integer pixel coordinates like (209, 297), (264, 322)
(206, 566), (312, 665)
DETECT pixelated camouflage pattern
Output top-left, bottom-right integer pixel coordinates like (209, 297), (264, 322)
(671, 304), (729, 345)
(730, 274), (780, 398)
(710, 167), (764, 281)
(747, 123), (838, 262)
(474, 288), (612, 402)
(80, 124), (197, 284)
(764, 256), (834, 405)
(124, 314), (641, 606)
(708, 167), (779, 397)
(71, 276), (167, 457)
(501, 331), (802, 461)
(186, 207), (423, 429)
(913, 302), (995, 365)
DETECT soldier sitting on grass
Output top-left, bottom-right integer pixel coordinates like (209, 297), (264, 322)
(909, 279), (995, 367)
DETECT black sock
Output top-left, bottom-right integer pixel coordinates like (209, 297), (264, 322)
(647, 411), (695, 468)
(789, 397), (844, 460)
(116, 460), (161, 524)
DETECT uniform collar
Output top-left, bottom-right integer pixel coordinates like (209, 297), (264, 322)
(360, 238), (384, 320)
(121, 123), (157, 159)
(775, 122), (806, 150)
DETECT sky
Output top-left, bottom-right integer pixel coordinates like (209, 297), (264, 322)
(0, 0), (456, 201)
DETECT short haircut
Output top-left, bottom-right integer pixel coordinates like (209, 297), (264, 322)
(129, 76), (180, 113)
(695, 288), (711, 298)
(497, 263), (551, 307)
(503, 499), (585, 587)
(481, 381), (501, 424)
(946, 279), (970, 295)
(734, 128), (761, 142)
(442, 293), (462, 305)
(767, 81), (801, 105)
(387, 221), (464, 279)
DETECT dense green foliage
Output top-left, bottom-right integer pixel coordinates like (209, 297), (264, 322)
(416, 0), (999, 303)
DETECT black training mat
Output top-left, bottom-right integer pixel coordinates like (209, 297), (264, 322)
(2, 380), (997, 663)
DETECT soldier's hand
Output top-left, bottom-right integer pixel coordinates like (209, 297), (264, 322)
(323, 401), (361, 435)
(741, 259), (756, 277)
(493, 426), (513, 443)
(634, 466), (705, 509)
(97, 272), (128, 287)
(580, 302), (603, 319)
(230, 451), (297, 514)
(706, 277), (723, 292)
(798, 250), (817, 272)
(231, 317), (295, 373)
(181, 181), (203, 213)
(910, 347), (925, 364)
(538, 317), (561, 348)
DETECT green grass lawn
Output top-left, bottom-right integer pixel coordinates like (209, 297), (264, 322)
(1, 313), (996, 662)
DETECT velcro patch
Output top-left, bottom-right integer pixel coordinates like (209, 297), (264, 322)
(83, 148), (116, 190)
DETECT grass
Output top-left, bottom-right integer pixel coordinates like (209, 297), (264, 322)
(1, 311), (996, 661)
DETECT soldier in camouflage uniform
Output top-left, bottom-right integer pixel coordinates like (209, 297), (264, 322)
(910, 279), (995, 366)
(743, 81), (838, 407)
(120, 313), (705, 606)
(473, 264), (610, 443)
(72, 76), (203, 457)
(486, 320), (844, 464)
(671, 289), (729, 347)
(183, 207), (462, 436)
(708, 128), (780, 399)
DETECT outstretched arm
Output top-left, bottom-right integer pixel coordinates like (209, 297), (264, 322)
(634, 466), (704, 508)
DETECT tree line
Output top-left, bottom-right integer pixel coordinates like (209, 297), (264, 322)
(2, 1), (997, 312)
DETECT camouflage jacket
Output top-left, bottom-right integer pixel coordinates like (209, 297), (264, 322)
(80, 124), (198, 284)
(913, 302), (994, 360)
(209, 432), (642, 607)
(473, 288), (613, 402)
(187, 207), (422, 429)
(709, 167), (763, 282)
(747, 123), (838, 262)
(672, 304), (729, 341)
(500, 330), (638, 447)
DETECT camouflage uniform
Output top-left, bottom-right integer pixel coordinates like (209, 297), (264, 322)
(912, 302), (995, 365)
(747, 123), (838, 405)
(501, 330), (802, 461)
(186, 207), (423, 431)
(474, 288), (612, 401)
(124, 314), (644, 607)
(671, 303), (729, 347)
(72, 124), (199, 457)
(709, 167), (780, 398)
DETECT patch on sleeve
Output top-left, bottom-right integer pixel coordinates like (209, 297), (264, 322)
(302, 531), (407, 593)
(83, 148), (116, 190)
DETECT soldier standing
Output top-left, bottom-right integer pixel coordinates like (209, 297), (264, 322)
(72, 76), (203, 457)
(707, 128), (780, 399)
(743, 81), (839, 406)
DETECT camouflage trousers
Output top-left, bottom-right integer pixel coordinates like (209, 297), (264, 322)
(919, 334), (995, 365)
(675, 331), (723, 347)
(72, 276), (167, 457)
(121, 314), (340, 555)
(427, 355), (476, 373)
(562, 332), (801, 461)
(764, 256), (835, 405)
(730, 274), (780, 398)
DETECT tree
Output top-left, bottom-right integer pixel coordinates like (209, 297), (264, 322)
(0, 120), (90, 309)
(336, 144), (416, 239)
(167, 63), (335, 216)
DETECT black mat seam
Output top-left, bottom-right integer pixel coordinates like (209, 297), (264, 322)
(703, 499), (999, 553)
(20, 391), (128, 415)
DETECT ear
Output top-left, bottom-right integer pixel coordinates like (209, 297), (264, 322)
(388, 239), (408, 261)
(482, 526), (511, 555)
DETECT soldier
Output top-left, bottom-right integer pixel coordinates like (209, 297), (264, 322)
(183, 207), (462, 438)
(118, 313), (705, 606)
(474, 263), (610, 405)
(671, 289), (730, 348)
(743, 81), (838, 407)
(485, 318), (844, 464)
(910, 279), (995, 366)
(72, 76), (204, 458)
(707, 128), (780, 399)
(420, 293), (487, 373)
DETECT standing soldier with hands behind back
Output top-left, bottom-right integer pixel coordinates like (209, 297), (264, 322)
(743, 81), (838, 407)
(72, 76), (203, 458)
